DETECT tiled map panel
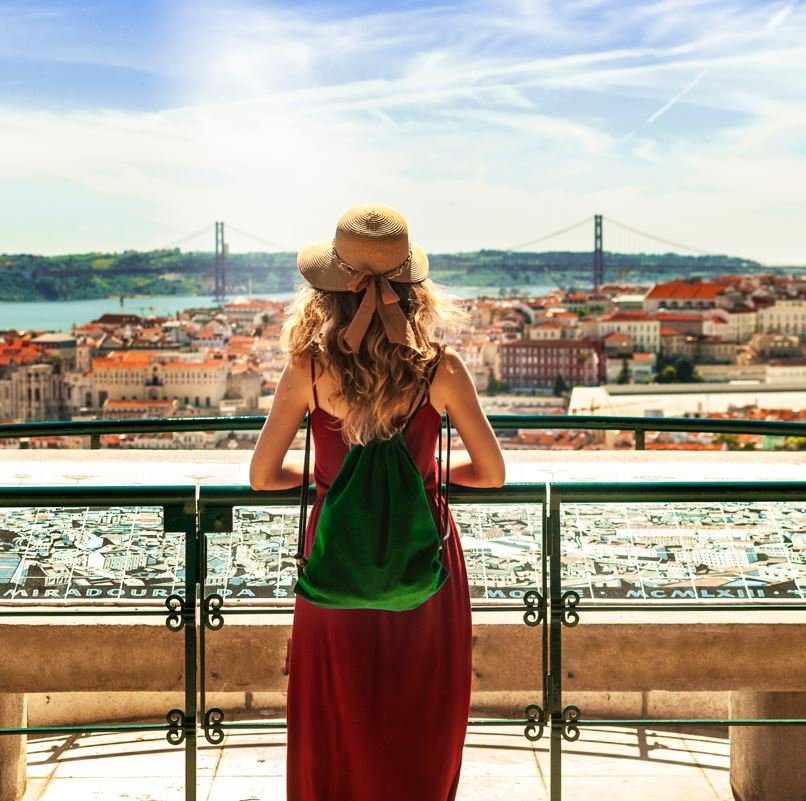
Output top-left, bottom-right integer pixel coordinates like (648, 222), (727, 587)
(0, 502), (804, 601)
(561, 501), (806, 601)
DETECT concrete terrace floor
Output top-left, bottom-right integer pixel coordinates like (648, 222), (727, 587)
(22, 720), (734, 801)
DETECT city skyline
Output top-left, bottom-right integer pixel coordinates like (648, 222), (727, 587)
(0, 0), (804, 263)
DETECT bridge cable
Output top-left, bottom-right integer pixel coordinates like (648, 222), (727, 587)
(505, 216), (593, 252)
(226, 224), (290, 252)
(158, 223), (216, 252)
(604, 216), (715, 256)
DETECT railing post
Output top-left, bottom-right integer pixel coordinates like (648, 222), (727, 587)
(634, 429), (645, 450)
(522, 490), (548, 746)
(165, 501), (199, 801)
(547, 489), (563, 801)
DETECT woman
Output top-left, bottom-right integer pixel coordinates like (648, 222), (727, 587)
(250, 204), (505, 801)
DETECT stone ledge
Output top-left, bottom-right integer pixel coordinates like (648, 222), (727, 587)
(1, 447), (805, 487)
(1, 610), (804, 693)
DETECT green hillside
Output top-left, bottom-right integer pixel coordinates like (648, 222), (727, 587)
(0, 248), (782, 302)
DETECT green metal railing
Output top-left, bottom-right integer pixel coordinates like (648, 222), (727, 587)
(2, 412), (805, 450)
(536, 481), (806, 800)
(0, 486), (200, 787)
(1, 414), (806, 799)
(1, 480), (806, 799)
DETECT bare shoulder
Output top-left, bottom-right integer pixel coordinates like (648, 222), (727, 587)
(430, 346), (474, 412)
(439, 345), (464, 372)
(274, 351), (314, 409)
(434, 346), (471, 384)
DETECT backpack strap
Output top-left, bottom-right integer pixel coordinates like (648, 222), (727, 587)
(295, 409), (312, 576)
(295, 352), (319, 573)
(310, 354), (320, 410)
(401, 346), (444, 434)
(437, 412), (451, 549)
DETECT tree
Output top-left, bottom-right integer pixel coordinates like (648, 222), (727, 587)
(616, 358), (631, 385)
(657, 365), (677, 383)
(715, 433), (757, 451)
(486, 370), (509, 394)
(553, 373), (570, 396)
(675, 357), (699, 383)
(654, 356), (704, 384)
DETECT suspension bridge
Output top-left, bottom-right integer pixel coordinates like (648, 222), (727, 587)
(156, 217), (758, 301)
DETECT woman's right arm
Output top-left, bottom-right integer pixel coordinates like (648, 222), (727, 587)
(432, 347), (505, 488)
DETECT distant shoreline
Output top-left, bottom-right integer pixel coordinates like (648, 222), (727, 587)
(2, 248), (799, 304)
(0, 285), (561, 331)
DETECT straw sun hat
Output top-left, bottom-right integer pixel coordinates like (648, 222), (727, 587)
(297, 205), (429, 352)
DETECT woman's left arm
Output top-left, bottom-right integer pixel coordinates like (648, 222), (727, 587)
(249, 358), (312, 490)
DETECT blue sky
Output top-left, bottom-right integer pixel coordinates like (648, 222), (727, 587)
(0, 0), (804, 263)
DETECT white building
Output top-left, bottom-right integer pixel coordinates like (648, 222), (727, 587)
(526, 321), (563, 340)
(568, 383), (806, 418)
(766, 361), (806, 385)
(63, 370), (96, 414)
(92, 351), (230, 410)
(757, 299), (806, 336)
(721, 308), (757, 343)
(0, 363), (65, 422)
(597, 312), (660, 353)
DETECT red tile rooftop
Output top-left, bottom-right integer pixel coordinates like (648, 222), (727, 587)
(601, 311), (653, 321)
(93, 350), (160, 364)
(503, 338), (597, 348)
(655, 312), (705, 321)
(160, 360), (228, 370)
(646, 279), (733, 299)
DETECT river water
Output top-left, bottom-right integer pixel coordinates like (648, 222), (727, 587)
(0, 284), (558, 332)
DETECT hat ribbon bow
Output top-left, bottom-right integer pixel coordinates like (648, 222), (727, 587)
(343, 271), (419, 353)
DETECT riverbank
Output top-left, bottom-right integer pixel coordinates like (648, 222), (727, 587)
(0, 285), (558, 332)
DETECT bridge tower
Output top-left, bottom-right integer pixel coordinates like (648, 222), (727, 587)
(214, 221), (227, 301)
(593, 214), (604, 288)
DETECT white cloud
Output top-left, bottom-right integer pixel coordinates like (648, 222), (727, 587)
(646, 70), (707, 124)
(766, 1), (795, 29)
(0, 0), (804, 264)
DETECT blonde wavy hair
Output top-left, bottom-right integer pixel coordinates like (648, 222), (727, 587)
(282, 279), (460, 445)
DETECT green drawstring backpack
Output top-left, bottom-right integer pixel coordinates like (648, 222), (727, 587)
(293, 378), (452, 612)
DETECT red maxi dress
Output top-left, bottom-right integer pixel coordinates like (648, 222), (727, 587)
(286, 378), (473, 801)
